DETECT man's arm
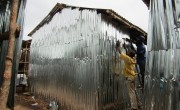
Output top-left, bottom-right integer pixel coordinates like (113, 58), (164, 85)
(123, 42), (128, 54)
(116, 40), (127, 54)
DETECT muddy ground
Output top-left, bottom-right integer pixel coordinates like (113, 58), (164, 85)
(14, 92), (50, 110)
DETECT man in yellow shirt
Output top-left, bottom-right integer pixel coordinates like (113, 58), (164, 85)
(116, 40), (142, 110)
(120, 53), (136, 79)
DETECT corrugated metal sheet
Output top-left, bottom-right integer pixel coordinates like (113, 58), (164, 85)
(144, 0), (180, 110)
(29, 4), (145, 110)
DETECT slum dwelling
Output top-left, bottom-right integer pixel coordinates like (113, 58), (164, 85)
(28, 3), (147, 110)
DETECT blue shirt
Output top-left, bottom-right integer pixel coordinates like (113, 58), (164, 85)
(136, 44), (146, 64)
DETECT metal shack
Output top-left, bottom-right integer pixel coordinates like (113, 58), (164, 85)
(0, 0), (26, 108)
(28, 3), (147, 110)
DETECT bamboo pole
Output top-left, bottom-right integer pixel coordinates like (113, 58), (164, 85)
(0, 0), (19, 109)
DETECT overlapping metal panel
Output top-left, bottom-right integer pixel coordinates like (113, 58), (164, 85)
(29, 8), (136, 110)
(144, 0), (180, 110)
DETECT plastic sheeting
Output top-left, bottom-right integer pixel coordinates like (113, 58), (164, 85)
(0, 0), (26, 108)
(144, 0), (180, 110)
(29, 8), (134, 110)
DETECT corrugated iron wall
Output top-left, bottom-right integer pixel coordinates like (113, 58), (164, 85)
(0, 0), (26, 108)
(29, 8), (132, 110)
(144, 0), (180, 110)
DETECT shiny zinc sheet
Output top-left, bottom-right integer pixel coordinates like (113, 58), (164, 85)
(30, 8), (131, 110)
(145, 0), (180, 110)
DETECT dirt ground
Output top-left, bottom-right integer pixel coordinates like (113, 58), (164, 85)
(14, 92), (50, 110)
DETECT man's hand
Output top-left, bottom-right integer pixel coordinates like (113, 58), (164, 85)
(123, 42), (126, 48)
(116, 40), (120, 48)
(116, 40), (121, 53)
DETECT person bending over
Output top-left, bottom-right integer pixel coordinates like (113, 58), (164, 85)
(116, 40), (142, 110)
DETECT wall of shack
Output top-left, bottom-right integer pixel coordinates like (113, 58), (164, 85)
(29, 8), (134, 110)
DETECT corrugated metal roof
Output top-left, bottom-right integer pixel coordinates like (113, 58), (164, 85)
(28, 3), (147, 43)
(142, 0), (150, 7)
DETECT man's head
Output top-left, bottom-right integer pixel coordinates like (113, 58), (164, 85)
(127, 49), (136, 58)
(136, 36), (145, 45)
(136, 40), (142, 46)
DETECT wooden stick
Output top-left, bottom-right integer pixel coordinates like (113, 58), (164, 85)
(0, 0), (19, 109)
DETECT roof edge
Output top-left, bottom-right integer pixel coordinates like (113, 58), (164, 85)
(28, 3), (65, 36)
(142, 0), (150, 7)
(107, 9), (147, 37)
(28, 3), (147, 38)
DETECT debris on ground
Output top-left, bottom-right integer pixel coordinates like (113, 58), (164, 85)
(14, 92), (50, 110)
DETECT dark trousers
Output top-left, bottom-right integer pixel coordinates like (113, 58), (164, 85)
(137, 62), (145, 86)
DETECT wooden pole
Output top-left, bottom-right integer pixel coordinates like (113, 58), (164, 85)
(0, 27), (20, 41)
(0, 0), (19, 109)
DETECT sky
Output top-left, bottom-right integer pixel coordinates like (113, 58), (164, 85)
(23, 0), (149, 40)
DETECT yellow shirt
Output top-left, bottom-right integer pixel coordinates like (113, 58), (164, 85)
(120, 53), (136, 79)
